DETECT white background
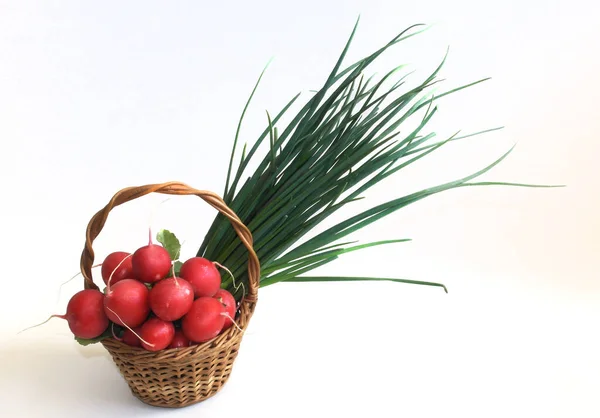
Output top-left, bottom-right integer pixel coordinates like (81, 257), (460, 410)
(1, 1), (599, 417)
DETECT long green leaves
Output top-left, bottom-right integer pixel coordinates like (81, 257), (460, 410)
(197, 20), (557, 299)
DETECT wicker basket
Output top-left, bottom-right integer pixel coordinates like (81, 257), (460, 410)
(78, 181), (260, 408)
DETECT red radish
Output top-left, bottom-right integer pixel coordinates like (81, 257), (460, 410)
(180, 257), (221, 298)
(168, 329), (191, 349)
(104, 279), (150, 328)
(39, 289), (109, 339)
(64, 289), (109, 338)
(139, 318), (175, 351)
(214, 289), (236, 330)
(122, 327), (142, 347)
(149, 277), (194, 321)
(181, 297), (226, 343)
(132, 244), (172, 283)
(101, 251), (133, 285)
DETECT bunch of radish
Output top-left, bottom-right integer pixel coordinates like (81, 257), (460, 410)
(49, 229), (239, 351)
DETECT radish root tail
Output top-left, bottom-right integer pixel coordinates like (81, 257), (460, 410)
(56, 264), (102, 304)
(173, 241), (184, 262)
(221, 312), (244, 333)
(107, 253), (133, 292)
(214, 261), (246, 302)
(172, 264), (180, 287)
(104, 306), (154, 347)
(17, 314), (66, 335)
(148, 197), (172, 245)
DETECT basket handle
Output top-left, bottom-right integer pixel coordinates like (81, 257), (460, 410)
(79, 181), (260, 303)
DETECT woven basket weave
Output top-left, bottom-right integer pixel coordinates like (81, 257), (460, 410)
(78, 181), (260, 408)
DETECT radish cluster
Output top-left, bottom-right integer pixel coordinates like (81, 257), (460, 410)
(57, 236), (239, 351)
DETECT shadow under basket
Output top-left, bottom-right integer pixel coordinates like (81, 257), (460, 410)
(101, 299), (255, 408)
(78, 182), (261, 408)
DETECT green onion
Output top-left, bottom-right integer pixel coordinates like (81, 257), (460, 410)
(196, 20), (559, 299)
